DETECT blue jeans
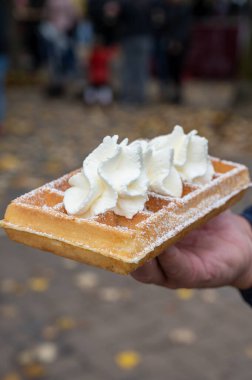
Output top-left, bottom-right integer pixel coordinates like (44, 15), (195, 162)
(121, 36), (152, 104)
(0, 55), (8, 123)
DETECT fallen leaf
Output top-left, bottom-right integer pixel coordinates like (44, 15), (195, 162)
(0, 154), (20, 171)
(56, 317), (76, 330)
(74, 272), (99, 290)
(2, 372), (21, 380)
(115, 351), (141, 370)
(28, 278), (49, 292)
(176, 289), (194, 300)
(34, 343), (58, 363)
(99, 287), (131, 302)
(21, 363), (45, 379)
(168, 328), (197, 345)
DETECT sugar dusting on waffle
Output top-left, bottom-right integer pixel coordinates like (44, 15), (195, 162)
(8, 157), (250, 264)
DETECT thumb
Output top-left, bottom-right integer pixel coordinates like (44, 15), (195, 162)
(157, 245), (195, 289)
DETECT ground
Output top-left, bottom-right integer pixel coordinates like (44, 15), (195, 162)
(0, 87), (252, 380)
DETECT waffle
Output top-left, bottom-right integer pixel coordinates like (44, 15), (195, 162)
(0, 158), (250, 274)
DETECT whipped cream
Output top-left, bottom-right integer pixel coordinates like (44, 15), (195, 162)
(130, 139), (183, 197)
(150, 125), (214, 184)
(64, 127), (214, 219)
(63, 136), (148, 219)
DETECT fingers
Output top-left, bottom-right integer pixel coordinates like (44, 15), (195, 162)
(131, 245), (197, 289)
(157, 245), (194, 288)
(131, 258), (166, 286)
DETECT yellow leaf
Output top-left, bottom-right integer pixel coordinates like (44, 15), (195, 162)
(56, 317), (76, 330)
(176, 289), (194, 300)
(115, 351), (141, 370)
(0, 155), (20, 171)
(22, 363), (45, 379)
(2, 372), (21, 380)
(28, 278), (49, 292)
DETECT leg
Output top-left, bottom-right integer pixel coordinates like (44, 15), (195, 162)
(121, 38), (137, 103)
(134, 36), (152, 104)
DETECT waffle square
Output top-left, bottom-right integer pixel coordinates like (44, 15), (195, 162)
(0, 158), (250, 274)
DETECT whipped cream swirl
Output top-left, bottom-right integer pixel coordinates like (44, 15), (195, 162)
(150, 125), (214, 184)
(131, 139), (183, 197)
(63, 136), (148, 219)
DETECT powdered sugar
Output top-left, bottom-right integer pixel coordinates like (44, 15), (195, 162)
(3, 157), (250, 265)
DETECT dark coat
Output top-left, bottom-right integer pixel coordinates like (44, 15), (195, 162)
(151, 0), (192, 44)
(120, 0), (152, 39)
(0, 0), (10, 54)
(88, 0), (121, 44)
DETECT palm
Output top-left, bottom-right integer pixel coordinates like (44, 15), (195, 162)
(132, 211), (252, 289)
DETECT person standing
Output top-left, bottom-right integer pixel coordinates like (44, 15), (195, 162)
(40, 0), (79, 96)
(165, 0), (192, 103)
(85, 0), (121, 105)
(0, 0), (10, 134)
(151, 0), (192, 104)
(120, 0), (152, 105)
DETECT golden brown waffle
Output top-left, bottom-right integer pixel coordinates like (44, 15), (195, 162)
(0, 158), (250, 274)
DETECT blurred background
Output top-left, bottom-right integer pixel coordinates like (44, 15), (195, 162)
(1, 1), (252, 380)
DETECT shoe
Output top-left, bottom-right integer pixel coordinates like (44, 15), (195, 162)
(84, 86), (98, 105)
(97, 86), (113, 106)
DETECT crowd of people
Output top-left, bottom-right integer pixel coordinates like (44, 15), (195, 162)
(36, 0), (193, 106)
(0, 0), (249, 132)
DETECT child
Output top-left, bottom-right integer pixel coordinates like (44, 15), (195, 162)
(84, 40), (114, 105)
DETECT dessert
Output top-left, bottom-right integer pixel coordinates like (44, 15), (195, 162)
(0, 126), (250, 274)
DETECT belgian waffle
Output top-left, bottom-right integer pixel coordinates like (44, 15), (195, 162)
(0, 158), (250, 274)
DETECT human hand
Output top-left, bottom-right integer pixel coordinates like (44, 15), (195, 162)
(132, 211), (252, 290)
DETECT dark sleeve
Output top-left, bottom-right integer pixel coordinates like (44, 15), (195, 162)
(240, 288), (252, 307)
(239, 206), (252, 307)
(242, 206), (252, 225)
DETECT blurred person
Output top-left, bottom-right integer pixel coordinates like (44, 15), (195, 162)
(152, 0), (192, 104)
(15, 0), (45, 70)
(150, 0), (171, 96)
(40, 0), (79, 96)
(84, 40), (114, 105)
(0, 0), (10, 134)
(85, 0), (121, 104)
(120, 0), (152, 105)
(132, 208), (252, 307)
(165, 0), (192, 103)
(88, 0), (121, 46)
